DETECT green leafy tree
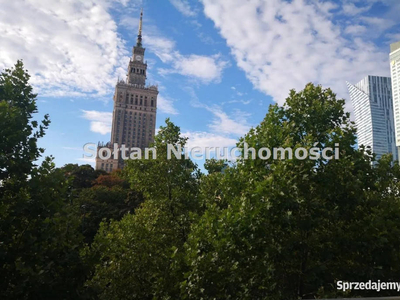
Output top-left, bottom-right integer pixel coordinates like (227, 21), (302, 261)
(184, 83), (400, 299)
(77, 172), (143, 244)
(0, 60), (49, 182)
(1, 159), (87, 299)
(60, 163), (106, 190)
(204, 158), (228, 174)
(85, 119), (201, 299)
(199, 159), (238, 211)
(58, 164), (135, 244)
(0, 61), (86, 299)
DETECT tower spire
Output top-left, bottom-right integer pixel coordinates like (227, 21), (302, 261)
(136, 8), (143, 47)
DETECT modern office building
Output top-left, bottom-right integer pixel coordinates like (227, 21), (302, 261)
(95, 9), (158, 172)
(347, 76), (398, 161)
(390, 41), (400, 159)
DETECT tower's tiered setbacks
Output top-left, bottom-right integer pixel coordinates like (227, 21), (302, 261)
(96, 9), (158, 172)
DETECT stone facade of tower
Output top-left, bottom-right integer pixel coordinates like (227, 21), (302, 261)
(95, 10), (158, 172)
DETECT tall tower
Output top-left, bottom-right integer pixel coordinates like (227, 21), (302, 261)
(96, 9), (158, 172)
(347, 76), (398, 162)
(390, 41), (400, 161)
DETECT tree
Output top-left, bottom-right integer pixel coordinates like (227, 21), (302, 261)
(76, 171), (143, 244)
(0, 60), (49, 182)
(0, 61), (86, 299)
(93, 170), (127, 188)
(204, 158), (228, 174)
(184, 83), (400, 299)
(124, 118), (202, 243)
(1, 159), (88, 299)
(85, 119), (201, 299)
(60, 163), (107, 191)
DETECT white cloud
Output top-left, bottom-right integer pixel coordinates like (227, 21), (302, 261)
(183, 131), (238, 151)
(223, 99), (251, 105)
(198, 31), (217, 45)
(206, 107), (251, 136)
(144, 35), (177, 63)
(359, 16), (396, 33)
(387, 33), (400, 43)
(0, 0), (134, 97)
(159, 54), (228, 83)
(200, 0), (396, 109)
(81, 110), (112, 135)
(90, 122), (112, 135)
(158, 95), (179, 115)
(119, 15), (139, 30)
(187, 86), (252, 137)
(344, 25), (367, 36)
(143, 31), (228, 83)
(180, 88), (252, 158)
(169, 0), (197, 17)
(342, 2), (372, 16)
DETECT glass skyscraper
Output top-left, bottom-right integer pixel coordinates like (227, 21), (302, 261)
(347, 76), (398, 161)
(390, 41), (400, 159)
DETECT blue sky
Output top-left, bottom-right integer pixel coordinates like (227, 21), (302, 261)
(1, 0), (400, 168)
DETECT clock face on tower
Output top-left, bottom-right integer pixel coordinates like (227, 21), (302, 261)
(135, 55), (142, 61)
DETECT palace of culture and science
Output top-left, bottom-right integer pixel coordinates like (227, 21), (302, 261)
(95, 9), (158, 172)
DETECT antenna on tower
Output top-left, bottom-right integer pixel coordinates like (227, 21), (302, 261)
(136, 8), (143, 47)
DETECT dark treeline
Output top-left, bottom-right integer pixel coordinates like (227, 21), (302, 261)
(2, 61), (400, 300)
